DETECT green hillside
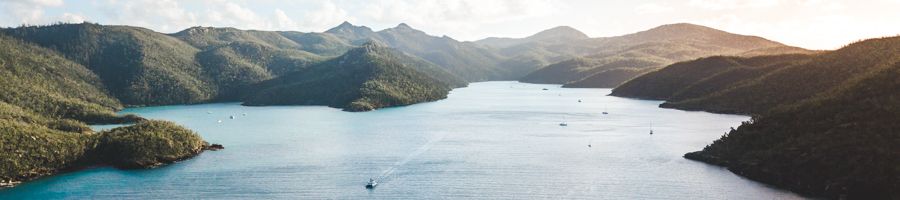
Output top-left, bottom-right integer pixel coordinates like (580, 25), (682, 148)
(0, 34), (131, 124)
(0, 34), (210, 188)
(243, 42), (463, 111)
(2, 23), (214, 106)
(195, 41), (327, 100)
(277, 31), (353, 56)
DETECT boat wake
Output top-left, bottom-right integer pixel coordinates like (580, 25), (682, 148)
(374, 132), (448, 183)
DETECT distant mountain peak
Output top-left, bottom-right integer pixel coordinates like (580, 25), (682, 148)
(528, 26), (588, 40)
(381, 22), (427, 35)
(616, 22), (784, 50)
(325, 21), (374, 34)
(645, 23), (720, 33)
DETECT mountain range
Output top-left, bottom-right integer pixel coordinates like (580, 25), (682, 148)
(513, 23), (815, 88)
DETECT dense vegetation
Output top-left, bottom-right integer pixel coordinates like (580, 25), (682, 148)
(0, 31), (209, 188)
(2, 23), (214, 106)
(0, 34), (130, 124)
(614, 36), (900, 198)
(244, 42), (462, 111)
(1, 117), (208, 186)
(93, 121), (207, 169)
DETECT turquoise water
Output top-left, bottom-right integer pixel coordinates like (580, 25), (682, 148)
(0, 82), (805, 199)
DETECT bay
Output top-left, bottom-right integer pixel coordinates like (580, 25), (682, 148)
(0, 82), (805, 199)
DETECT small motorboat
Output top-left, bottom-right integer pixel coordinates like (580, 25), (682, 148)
(602, 111), (608, 115)
(542, 88), (549, 91)
(229, 115), (235, 119)
(578, 99), (582, 103)
(366, 178), (377, 189)
(559, 122), (568, 126)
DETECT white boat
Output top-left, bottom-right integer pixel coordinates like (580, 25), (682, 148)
(366, 178), (377, 189)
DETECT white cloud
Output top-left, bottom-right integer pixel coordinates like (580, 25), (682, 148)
(96, 0), (197, 32)
(2, 0), (898, 49)
(0, 0), (65, 26)
(59, 12), (86, 23)
(295, 0), (353, 31)
(274, 9), (295, 29)
(359, 0), (558, 39)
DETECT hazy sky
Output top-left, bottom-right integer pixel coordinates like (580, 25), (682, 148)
(2, 0), (899, 50)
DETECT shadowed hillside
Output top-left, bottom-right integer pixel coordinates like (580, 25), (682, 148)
(611, 36), (900, 199)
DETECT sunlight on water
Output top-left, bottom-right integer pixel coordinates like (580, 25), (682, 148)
(0, 82), (807, 199)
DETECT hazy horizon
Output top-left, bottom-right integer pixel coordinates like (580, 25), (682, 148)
(2, 0), (899, 50)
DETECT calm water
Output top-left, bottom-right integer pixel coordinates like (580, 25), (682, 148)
(0, 82), (806, 199)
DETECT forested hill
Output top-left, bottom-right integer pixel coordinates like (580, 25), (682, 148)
(1, 23), (213, 106)
(611, 36), (900, 198)
(0, 33), (210, 188)
(243, 42), (463, 111)
(0, 34), (125, 124)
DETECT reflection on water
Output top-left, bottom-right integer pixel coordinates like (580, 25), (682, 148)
(0, 82), (806, 199)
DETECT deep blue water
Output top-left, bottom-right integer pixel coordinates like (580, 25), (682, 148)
(0, 82), (805, 199)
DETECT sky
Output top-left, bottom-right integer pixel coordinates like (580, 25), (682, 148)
(1, 0), (899, 50)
